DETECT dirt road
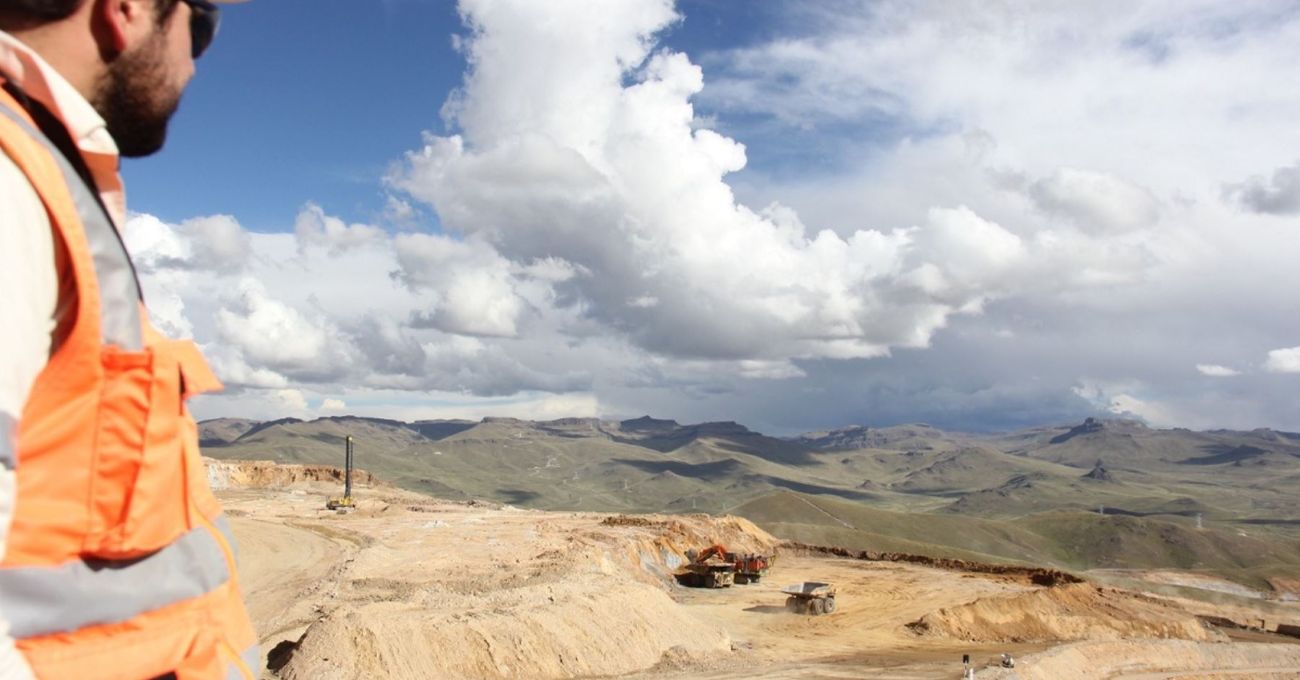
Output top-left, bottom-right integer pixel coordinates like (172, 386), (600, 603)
(231, 517), (350, 654)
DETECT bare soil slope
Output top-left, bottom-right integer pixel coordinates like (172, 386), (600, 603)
(216, 460), (1300, 680)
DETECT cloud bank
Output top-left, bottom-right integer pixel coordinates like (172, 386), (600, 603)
(124, 0), (1300, 432)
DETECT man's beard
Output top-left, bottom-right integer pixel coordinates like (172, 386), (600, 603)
(93, 33), (182, 158)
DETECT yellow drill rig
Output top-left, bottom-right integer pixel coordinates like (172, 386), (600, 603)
(326, 435), (356, 511)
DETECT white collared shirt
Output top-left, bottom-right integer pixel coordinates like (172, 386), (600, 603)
(0, 29), (126, 224)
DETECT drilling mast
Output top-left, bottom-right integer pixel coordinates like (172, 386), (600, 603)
(326, 434), (357, 511)
(344, 435), (354, 499)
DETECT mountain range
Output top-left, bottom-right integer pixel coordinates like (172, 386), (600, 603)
(201, 414), (1300, 587)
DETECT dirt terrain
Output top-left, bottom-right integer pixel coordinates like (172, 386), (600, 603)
(216, 461), (1300, 680)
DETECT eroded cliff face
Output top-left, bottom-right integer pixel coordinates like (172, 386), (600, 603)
(205, 457), (378, 490)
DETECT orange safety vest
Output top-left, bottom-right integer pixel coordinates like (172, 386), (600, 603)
(0, 84), (258, 679)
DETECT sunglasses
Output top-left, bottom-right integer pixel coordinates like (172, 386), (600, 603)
(179, 0), (221, 59)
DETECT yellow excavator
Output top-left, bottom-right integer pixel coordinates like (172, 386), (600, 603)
(326, 435), (356, 511)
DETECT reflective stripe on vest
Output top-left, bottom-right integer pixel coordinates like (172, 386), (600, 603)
(228, 643), (260, 680)
(0, 412), (14, 470)
(0, 517), (237, 638)
(0, 102), (142, 350)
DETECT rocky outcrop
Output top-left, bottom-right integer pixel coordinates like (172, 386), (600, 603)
(1049, 417), (1148, 445)
(618, 416), (681, 432)
(1082, 459), (1114, 481)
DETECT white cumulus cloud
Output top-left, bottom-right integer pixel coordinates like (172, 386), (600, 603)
(389, 0), (1046, 366)
(321, 398), (348, 412)
(1264, 347), (1300, 374)
(394, 233), (526, 337)
(215, 279), (354, 382)
(1196, 364), (1240, 377)
(294, 203), (385, 255)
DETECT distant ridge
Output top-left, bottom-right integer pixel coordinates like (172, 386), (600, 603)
(410, 419), (477, 440)
(197, 417), (259, 447)
(797, 423), (952, 451)
(235, 417), (304, 442)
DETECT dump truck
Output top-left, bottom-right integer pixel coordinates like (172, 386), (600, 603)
(781, 581), (837, 615)
(731, 552), (772, 584)
(326, 435), (356, 512)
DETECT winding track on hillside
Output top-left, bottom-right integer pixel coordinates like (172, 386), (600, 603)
(791, 495), (855, 529)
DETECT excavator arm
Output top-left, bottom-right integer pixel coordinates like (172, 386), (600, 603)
(695, 544), (729, 563)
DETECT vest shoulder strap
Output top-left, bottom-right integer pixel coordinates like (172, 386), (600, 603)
(0, 79), (143, 350)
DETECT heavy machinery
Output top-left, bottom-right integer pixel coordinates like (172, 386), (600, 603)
(677, 545), (735, 588)
(325, 435), (355, 512)
(676, 544), (773, 588)
(731, 551), (772, 584)
(781, 581), (837, 615)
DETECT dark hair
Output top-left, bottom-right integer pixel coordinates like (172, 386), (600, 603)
(0, 0), (178, 25)
(0, 0), (84, 22)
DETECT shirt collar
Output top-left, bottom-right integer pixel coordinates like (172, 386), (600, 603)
(0, 29), (120, 160)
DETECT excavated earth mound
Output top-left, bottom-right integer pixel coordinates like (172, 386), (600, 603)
(599, 513), (777, 583)
(280, 578), (729, 680)
(216, 469), (781, 680)
(272, 506), (777, 680)
(910, 582), (1220, 643)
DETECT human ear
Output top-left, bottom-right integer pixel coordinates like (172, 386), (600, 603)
(95, 0), (152, 55)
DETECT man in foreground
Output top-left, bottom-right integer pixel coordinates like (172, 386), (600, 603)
(0, 0), (257, 677)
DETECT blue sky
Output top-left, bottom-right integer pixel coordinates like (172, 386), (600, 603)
(128, 1), (792, 232)
(119, 1), (1300, 433)
(126, 1), (464, 231)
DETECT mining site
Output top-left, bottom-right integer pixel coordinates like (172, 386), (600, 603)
(210, 459), (1300, 680)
